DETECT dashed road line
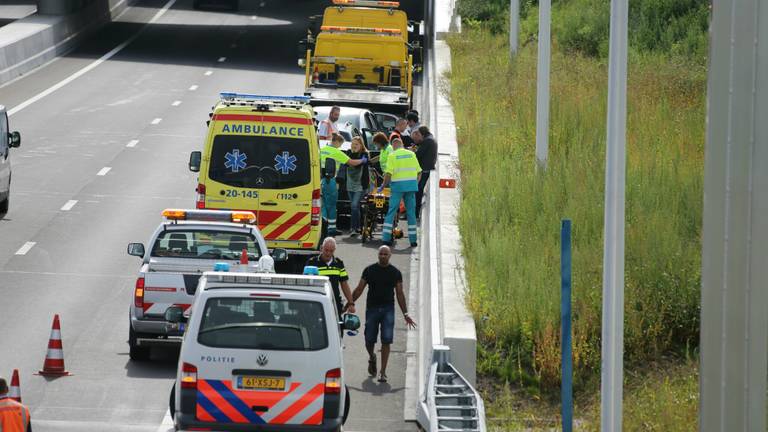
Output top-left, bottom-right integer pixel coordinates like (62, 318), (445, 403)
(15, 242), (36, 255)
(217, 56), (227, 63)
(126, 139), (139, 148)
(156, 410), (173, 432)
(97, 167), (111, 176)
(60, 200), (78, 211)
(151, 118), (162, 125)
(204, 70), (213, 76)
(189, 84), (198, 91)
(172, 100), (182, 106)
(8, 0), (178, 117)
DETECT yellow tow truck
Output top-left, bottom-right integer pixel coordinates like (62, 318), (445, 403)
(299, 0), (422, 113)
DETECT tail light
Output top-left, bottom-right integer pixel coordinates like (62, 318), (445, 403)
(311, 189), (321, 226)
(324, 368), (341, 394)
(134, 277), (145, 308)
(196, 184), (206, 209)
(181, 362), (198, 389)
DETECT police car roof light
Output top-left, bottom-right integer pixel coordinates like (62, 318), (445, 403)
(205, 272), (328, 292)
(332, 0), (400, 7)
(219, 93), (311, 104)
(162, 208), (256, 224)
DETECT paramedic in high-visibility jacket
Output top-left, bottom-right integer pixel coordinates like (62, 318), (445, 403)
(321, 133), (367, 236)
(378, 138), (422, 247)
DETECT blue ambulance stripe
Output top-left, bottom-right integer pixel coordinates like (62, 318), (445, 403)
(197, 391), (233, 423)
(208, 380), (266, 424)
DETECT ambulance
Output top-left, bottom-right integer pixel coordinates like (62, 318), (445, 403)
(189, 94), (323, 262)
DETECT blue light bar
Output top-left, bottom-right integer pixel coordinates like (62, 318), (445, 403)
(220, 93), (311, 103)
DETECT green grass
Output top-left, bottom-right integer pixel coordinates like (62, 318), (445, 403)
(448, 25), (705, 396)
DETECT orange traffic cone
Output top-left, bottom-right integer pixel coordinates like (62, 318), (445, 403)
(313, 66), (319, 83)
(36, 314), (71, 377)
(9, 369), (21, 402)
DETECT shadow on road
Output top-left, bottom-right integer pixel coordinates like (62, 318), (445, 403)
(122, 347), (179, 379)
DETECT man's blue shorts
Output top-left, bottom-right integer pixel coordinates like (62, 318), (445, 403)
(364, 304), (395, 345)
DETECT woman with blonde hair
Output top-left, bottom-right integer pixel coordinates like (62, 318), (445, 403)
(347, 136), (370, 238)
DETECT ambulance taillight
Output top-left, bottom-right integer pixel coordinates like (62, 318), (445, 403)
(311, 189), (321, 226)
(196, 184), (206, 209)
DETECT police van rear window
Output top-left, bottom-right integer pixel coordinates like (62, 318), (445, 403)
(209, 135), (310, 190)
(151, 230), (262, 260)
(197, 298), (328, 351)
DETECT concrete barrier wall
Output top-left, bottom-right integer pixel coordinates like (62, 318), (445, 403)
(0, 0), (136, 86)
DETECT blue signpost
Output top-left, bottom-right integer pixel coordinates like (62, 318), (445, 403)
(561, 219), (573, 432)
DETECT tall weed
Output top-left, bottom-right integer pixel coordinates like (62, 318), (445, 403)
(448, 29), (704, 391)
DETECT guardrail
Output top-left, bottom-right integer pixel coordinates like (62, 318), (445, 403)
(413, 0), (487, 430)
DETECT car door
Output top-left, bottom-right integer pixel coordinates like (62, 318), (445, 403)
(0, 109), (10, 195)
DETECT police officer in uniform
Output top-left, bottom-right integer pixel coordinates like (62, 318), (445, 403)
(320, 133), (367, 236)
(0, 376), (31, 432)
(306, 237), (357, 320)
(379, 138), (422, 247)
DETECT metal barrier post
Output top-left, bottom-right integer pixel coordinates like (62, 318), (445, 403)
(561, 220), (573, 432)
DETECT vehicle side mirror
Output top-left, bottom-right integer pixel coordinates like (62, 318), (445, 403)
(271, 248), (288, 262)
(189, 151), (201, 172)
(8, 131), (20, 148)
(127, 243), (145, 257)
(165, 306), (186, 324)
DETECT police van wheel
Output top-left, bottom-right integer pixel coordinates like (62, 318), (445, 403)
(169, 384), (176, 419)
(342, 386), (350, 424)
(129, 326), (151, 361)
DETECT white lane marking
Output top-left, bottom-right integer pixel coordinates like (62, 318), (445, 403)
(15, 242), (36, 255)
(97, 167), (111, 176)
(204, 70), (213, 76)
(156, 409), (174, 432)
(60, 200), (78, 211)
(8, 0), (178, 117)
(218, 57), (227, 63)
(151, 118), (162, 125)
(251, 15), (257, 20)
(126, 139), (139, 148)
(172, 100), (182, 106)
(188, 84), (198, 91)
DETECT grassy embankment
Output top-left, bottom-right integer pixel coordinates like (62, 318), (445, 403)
(447, 0), (707, 429)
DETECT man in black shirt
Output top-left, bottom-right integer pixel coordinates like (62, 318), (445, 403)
(306, 237), (356, 319)
(412, 126), (438, 218)
(351, 245), (417, 382)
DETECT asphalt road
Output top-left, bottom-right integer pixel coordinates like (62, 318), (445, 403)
(0, 1), (419, 430)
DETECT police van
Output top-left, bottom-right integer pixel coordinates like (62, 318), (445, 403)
(126, 209), (287, 361)
(166, 271), (360, 431)
(0, 105), (21, 216)
(189, 94), (323, 263)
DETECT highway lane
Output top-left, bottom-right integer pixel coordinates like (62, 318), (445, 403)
(0, 1), (418, 430)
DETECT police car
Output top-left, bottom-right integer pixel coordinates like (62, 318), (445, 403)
(126, 209), (287, 361)
(166, 270), (359, 431)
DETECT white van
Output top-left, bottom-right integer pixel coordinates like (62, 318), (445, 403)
(167, 271), (360, 431)
(0, 106), (21, 215)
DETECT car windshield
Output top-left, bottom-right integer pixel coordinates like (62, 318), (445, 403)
(150, 230), (262, 260)
(197, 298), (328, 351)
(208, 135), (311, 189)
